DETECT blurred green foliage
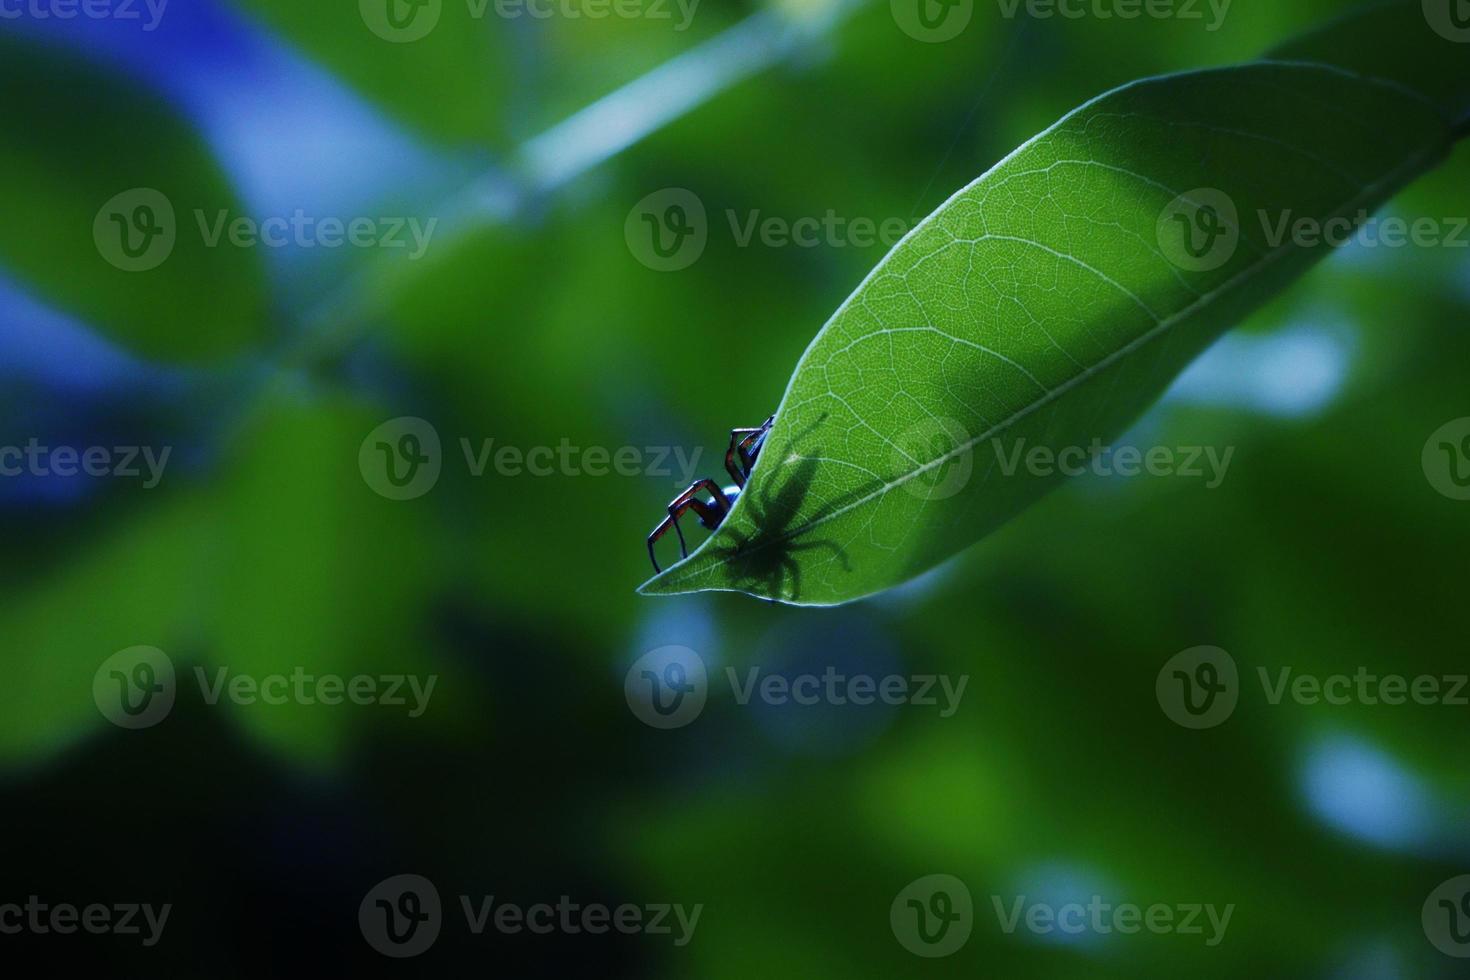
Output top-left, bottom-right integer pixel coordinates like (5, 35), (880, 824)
(1, 0), (1468, 975)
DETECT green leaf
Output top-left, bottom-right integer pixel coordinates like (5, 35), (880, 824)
(0, 35), (268, 363)
(641, 5), (1470, 605)
(231, 0), (509, 148)
(0, 495), (209, 766)
(1272, 0), (1470, 126)
(206, 393), (451, 765)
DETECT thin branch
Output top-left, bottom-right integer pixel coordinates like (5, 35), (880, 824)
(514, 4), (857, 196)
(282, 0), (866, 377)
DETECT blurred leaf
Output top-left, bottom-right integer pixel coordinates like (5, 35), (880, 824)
(0, 35), (268, 362)
(231, 0), (509, 148)
(206, 391), (453, 765)
(1274, 0), (1470, 123)
(641, 13), (1469, 604)
(0, 494), (208, 766)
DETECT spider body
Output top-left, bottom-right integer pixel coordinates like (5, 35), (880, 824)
(647, 415), (775, 572)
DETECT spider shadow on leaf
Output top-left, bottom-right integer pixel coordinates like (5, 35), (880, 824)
(702, 415), (858, 602)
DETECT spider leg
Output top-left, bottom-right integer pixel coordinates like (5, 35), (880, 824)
(647, 514), (679, 573)
(725, 416), (776, 487)
(724, 428), (764, 487)
(647, 480), (732, 573)
(672, 479), (730, 530)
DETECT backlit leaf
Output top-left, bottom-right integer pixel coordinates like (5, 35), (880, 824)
(641, 4), (1470, 604)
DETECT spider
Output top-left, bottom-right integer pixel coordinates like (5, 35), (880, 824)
(647, 415), (775, 573)
(699, 449), (851, 601)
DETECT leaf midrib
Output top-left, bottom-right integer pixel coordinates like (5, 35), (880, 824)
(685, 124), (1447, 585)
